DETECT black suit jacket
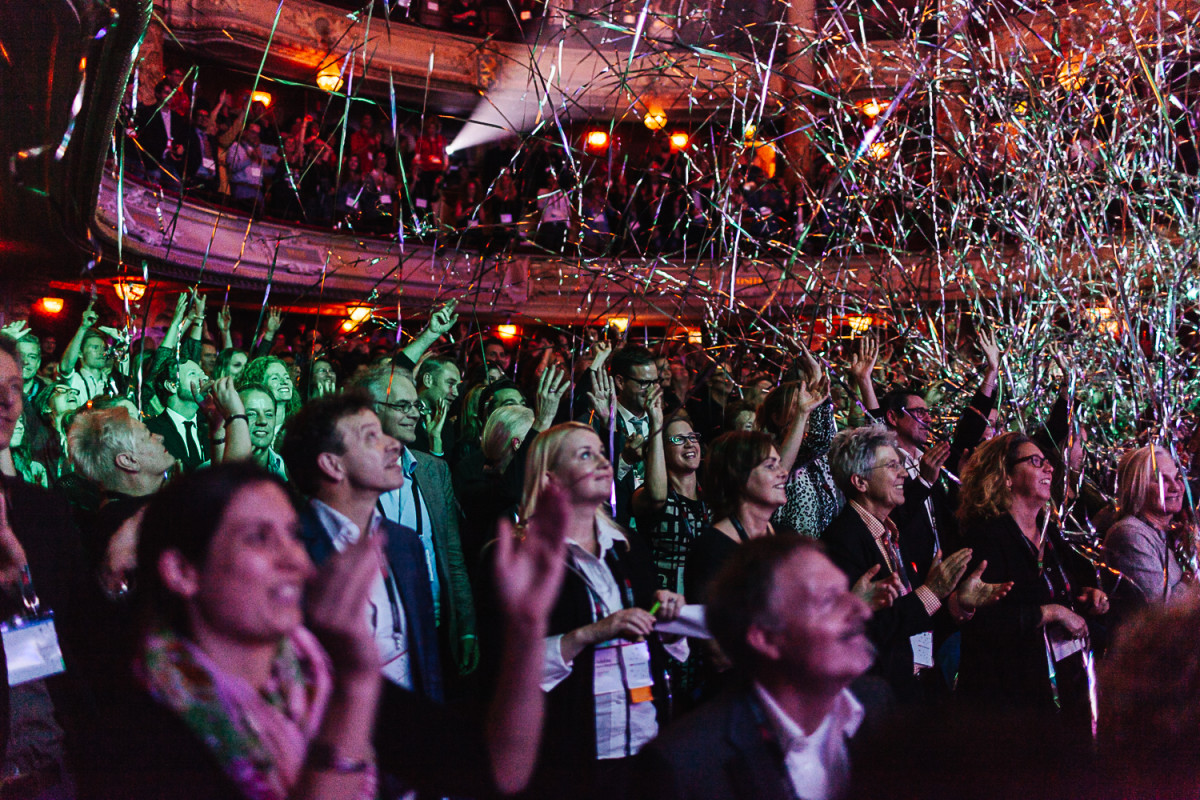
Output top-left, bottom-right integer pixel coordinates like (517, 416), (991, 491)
(298, 505), (444, 703)
(145, 411), (209, 473)
(134, 104), (201, 181)
(636, 679), (886, 800)
(820, 505), (934, 701)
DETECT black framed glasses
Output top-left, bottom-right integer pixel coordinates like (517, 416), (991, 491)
(666, 433), (702, 445)
(902, 406), (931, 421)
(377, 399), (420, 415)
(621, 375), (658, 388)
(1012, 454), (1049, 469)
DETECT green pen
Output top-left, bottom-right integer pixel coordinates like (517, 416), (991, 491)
(648, 600), (661, 615)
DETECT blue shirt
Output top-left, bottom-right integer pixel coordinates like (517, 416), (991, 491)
(378, 448), (441, 622)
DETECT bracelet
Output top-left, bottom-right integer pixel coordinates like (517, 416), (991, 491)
(211, 437), (226, 445)
(225, 414), (249, 426)
(430, 450), (445, 457)
(307, 741), (373, 774)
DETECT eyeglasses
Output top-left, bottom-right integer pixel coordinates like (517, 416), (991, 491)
(902, 406), (931, 421)
(621, 375), (658, 389)
(666, 433), (702, 445)
(377, 400), (420, 415)
(51, 386), (79, 397)
(868, 459), (904, 472)
(1013, 454), (1050, 469)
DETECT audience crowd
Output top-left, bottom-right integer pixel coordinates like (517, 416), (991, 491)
(0, 287), (1195, 800)
(122, 70), (847, 258)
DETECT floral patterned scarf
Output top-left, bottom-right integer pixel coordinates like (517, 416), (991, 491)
(135, 627), (333, 800)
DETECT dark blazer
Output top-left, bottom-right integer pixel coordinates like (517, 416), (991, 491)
(298, 504), (443, 703)
(477, 525), (668, 799)
(134, 104), (201, 181)
(820, 505), (934, 701)
(958, 514), (1095, 717)
(408, 450), (478, 676)
(145, 411), (209, 473)
(635, 679), (884, 800)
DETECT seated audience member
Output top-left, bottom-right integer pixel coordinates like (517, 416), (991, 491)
(349, 366), (479, 678)
(636, 537), (876, 800)
(955, 432), (1108, 730)
(147, 358), (211, 473)
(1104, 444), (1190, 609)
(239, 384), (287, 479)
(478, 422), (686, 799)
(0, 336), (90, 797)
(685, 431), (790, 603)
(822, 425), (1003, 704)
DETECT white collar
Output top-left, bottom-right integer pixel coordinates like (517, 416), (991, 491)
(165, 406), (197, 426)
(753, 683), (864, 750)
(615, 402), (647, 430)
(565, 514), (628, 562)
(310, 498), (382, 548)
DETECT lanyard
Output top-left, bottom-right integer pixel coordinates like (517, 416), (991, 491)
(380, 563), (404, 636)
(730, 516), (751, 544)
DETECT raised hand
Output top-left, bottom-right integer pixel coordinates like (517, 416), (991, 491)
(590, 340), (613, 371)
(978, 328), (1000, 373)
(265, 307), (283, 335)
(0, 320), (30, 341)
(852, 564), (902, 611)
(534, 364), (569, 430)
(588, 368), (616, 421)
(210, 376), (245, 420)
(80, 301), (100, 330)
(427, 299), (459, 337)
(847, 337), (878, 385)
(797, 372), (830, 415)
(427, 398), (449, 440)
(955, 559), (1013, 611)
(216, 305), (231, 334)
(171, 291), (193, 326)
(645, 384), (664, 431)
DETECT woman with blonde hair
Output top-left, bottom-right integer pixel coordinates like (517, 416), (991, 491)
(1103, 444), (1191, 607)
(482, 421), (685, 797)
(956, 432), (1108, 726)
(458, 405), (536, 571)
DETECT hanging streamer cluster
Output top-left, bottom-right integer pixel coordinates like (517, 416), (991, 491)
(111, 0), (1200, 488)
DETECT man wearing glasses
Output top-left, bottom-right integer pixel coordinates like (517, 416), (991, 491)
(588, 346), (659, 526)
(351, 365), (479, 680)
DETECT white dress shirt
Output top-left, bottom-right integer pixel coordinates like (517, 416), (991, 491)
(753, 684), (864, 800)
(542, 517), (688, 760)
(310, 499), (412, 689)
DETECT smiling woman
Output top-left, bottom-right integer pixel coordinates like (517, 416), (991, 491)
(955, 432), (1109, 730)
(477, 421), (686, 797)
(684, 431), (790, 604)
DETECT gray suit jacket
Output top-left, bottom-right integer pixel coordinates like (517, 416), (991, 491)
(407, 450), (479, 676)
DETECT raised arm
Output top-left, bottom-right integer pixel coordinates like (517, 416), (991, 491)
(846, 336), (879, 412)
(777, 369), (829, 475)
(215, 305), (234, 351)
(62, 301), (100, 375)
(632, 386), (666, 518)
(252, 306), (283, 359)
(399, 300), (458, 368)
(531, 365), (569, 433)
